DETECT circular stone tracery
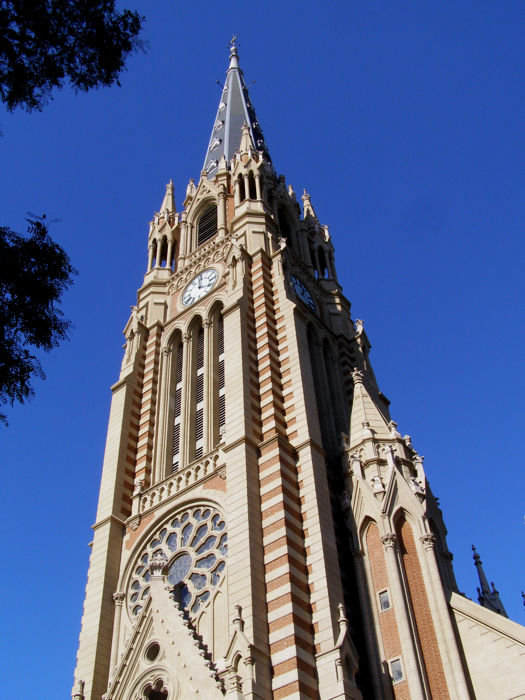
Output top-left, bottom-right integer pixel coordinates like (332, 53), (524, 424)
(128, 506), (227, 619)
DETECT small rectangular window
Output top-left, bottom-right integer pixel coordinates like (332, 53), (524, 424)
(378, 589), (391, 611)
(390, 658), (403, 684)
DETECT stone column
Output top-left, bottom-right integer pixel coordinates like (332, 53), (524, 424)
(147, 244), (154, 272)
(233, 178), (240, 207)
(352, 549), (391, 699)
(218, 185), (227, 237)
(420, 534), (470, 699)
(254, 173), (262, 201)
(166, 239), (174, 270)
(381, 533), (426, 698)
(179, 213), (189, 258)
(152, 346), (172, 483)
(203, 318), (214, 453)
(110, 592), (126, 675)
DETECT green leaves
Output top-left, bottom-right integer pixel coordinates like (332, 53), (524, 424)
(0, 218), (76, 422)
(0, 1), (144, 111)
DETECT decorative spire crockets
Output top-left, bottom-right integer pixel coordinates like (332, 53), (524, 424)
(203, 38), (271, 178)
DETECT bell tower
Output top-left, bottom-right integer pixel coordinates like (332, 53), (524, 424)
(73, 42), (525, 700)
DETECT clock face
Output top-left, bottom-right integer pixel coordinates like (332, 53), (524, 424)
(291, 275), (315, 311)
(182, 268), (218, 307)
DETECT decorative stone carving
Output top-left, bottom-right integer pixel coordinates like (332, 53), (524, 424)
(409, 478), (425, 497)
(113, 591), (126, 606)
(388, 420), (402, 438)
(351, 367), (364, 384)
(381, 533), (397, 550)
(370, 475), (385, 495)
(420, 533), (436, 551)
(149, 552), (168, 577)
(73, 679), (85, 700)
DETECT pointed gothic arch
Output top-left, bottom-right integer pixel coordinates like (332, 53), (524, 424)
(247, 171), (257, 200)
(394, 512), (448, 697)
(196, 201), (218, 247)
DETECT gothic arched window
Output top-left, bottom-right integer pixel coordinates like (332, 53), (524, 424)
(278, 206), (292, 245)
(171, 337), (183, 473)
(197, 203), (218, 246)
(237, 175), (246, 202)
(248, 171), (257, 200)
(167, 307), (225, 477)
(318, 247), (328, 278)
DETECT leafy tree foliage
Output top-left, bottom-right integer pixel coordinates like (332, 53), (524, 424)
(0, 0), (143, 111)
(0, 218), (76, 423)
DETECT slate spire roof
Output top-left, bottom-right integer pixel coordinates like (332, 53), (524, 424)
(203, 39), (271, 178)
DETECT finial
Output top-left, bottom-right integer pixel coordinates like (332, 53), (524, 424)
(186, 178), (196, 198)
(472, 545), (507, 617)
(233, 603), (244, 631)
(228, 35), (239, 68)
(302, 188), (316, 219)
(160, 179), (175, 218)
(239, 121), (254, 153)
(389, 420), (402, 438)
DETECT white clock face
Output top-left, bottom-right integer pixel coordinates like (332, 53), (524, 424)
(182, 268), (218, 306)
(291, 275), (315, 311)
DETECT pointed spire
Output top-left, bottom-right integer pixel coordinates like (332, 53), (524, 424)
(203, 40), (271, 178)
(472, 545), (507, 617)
(239, 121), (254, 153)
(348, 368), (391, 448)
(160, 179), (175, 219)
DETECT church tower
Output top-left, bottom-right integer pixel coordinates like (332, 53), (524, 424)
(73, 42), (525, 700)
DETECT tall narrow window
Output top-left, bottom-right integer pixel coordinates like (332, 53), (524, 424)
(238, 175), (246, 202)
(318, 247), (328, 278)
(197, 204), (217, 246)
(172, 341), (183, 473)
(248, 171), (257, 199)
(278, 207), (292, 244)
(194, 326), (205, 459)
(218, 315), (225, 438)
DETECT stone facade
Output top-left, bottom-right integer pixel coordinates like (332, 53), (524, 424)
(73, 43), (525, 699)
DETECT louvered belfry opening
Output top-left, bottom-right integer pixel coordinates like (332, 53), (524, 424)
(172, 340), (183, 473)
(197, 203), (218, 246)
(218, 314), (225, 436)
(194, 325), (205, 459)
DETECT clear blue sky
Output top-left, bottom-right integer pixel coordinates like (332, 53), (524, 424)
(1, 1), (524, 695)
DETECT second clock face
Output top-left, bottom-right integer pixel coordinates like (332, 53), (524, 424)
(182, 268), (218, 306)
(291, 275), (315, 311)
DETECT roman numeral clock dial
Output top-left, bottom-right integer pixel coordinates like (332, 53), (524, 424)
(182, 268), (218, 307)
(291, 275), (316, 311)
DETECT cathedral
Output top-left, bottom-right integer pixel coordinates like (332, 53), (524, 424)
(73, 42), (525, 699)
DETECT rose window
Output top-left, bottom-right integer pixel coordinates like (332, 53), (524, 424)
(129, 506), (227, 619)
